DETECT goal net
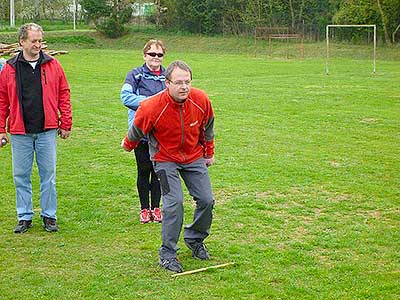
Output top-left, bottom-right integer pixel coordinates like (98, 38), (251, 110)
(326, 25), (376, 74)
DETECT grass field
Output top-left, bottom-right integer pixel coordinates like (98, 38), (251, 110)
(0, 34), (399, 299)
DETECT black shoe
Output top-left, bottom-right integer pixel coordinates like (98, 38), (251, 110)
(185, 240), (210, 260)
(14, 220), (33, 233)
(42, 217), (58, 232)
(158, 258), (184, 273)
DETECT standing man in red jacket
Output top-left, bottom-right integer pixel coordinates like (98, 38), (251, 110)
(0, 23), (72, 233)
(122, 60), (215, 273)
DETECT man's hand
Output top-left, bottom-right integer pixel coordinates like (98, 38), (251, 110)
(204, 156), (215, 167)
(58, 129), (71, 139)
(121, 136), (136, 152)
(0, 133), (8, 147)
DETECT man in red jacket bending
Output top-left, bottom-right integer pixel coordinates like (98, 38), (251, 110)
(122, 60), (215, 273)
(0, 23), (72, 233)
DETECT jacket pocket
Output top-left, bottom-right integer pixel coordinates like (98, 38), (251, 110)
(156, 169), (170, 196)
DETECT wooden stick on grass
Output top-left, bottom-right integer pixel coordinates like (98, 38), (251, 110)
(171, 262), (235, 278)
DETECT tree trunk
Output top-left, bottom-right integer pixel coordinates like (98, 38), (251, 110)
(376, 0), (391, 44)
(288, 0), (295, 30)
(75, 0), (79, 23)
(298, 0), (305, 27)
(154, 0), (161, 27)
(268, 0), (274, 27)
(42, 0), (46, 19)
(112, 0), (118, 18)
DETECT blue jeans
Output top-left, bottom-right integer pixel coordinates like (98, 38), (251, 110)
(11, 130), (57, 221)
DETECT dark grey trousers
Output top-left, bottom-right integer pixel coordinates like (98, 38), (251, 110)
(153, 158), (214, 259)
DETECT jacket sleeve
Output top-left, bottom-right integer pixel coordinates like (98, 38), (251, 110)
(123, 104), (150, 150)
(120, 72), (146, 110)
(127, 104), (151, 142)
(203, 97), (215, 158)
(0, 65), (10, 133)
(57, 62), (72, 131)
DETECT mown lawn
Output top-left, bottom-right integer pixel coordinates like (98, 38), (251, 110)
(0, 46), (399, 299)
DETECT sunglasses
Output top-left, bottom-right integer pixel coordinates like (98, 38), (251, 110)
(146, 52), (164, 58)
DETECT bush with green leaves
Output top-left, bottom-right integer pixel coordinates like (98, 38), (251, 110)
(81, 0), (132, 38)
(96, 16), (126, 39)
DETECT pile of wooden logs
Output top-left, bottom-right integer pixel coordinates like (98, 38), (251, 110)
(0, 42), (68, 57)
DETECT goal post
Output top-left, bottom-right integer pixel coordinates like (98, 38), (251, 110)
(326, 24), (376, 75)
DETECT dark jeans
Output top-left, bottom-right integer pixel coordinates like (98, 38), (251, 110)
(134, 141), (161, 209)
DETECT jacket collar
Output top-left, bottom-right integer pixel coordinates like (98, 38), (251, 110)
(7, 50), (53, 68)
(142, 63), (165, 75)
(165, 88), (187, 107)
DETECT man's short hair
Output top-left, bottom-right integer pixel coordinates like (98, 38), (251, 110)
(18, 23), (43, 41)
(165, 60), (192, 81)
(143, 39), (166, 54)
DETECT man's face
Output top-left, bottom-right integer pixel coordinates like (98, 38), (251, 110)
(143, 44), (164, 71)
(20, 29), (43, 60)
(166, 68), (191, 103)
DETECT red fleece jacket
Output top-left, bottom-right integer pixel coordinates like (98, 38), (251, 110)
(0, 53), (72, 134)
(124, 87), (214, 164)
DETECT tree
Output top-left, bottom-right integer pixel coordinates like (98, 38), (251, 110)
(81, 0), (132, 38)
(376, 0), (391, 43)
(334, 0), (400, 44)
(159, 0), (224, 34)
(81, 0), (111, 24)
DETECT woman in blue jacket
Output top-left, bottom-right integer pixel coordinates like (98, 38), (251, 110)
(120, 40), (166, 223)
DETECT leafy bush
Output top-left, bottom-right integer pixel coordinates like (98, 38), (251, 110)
(81, 0), (111, 23)
(81, 0), (132, 39)
(96, 16), (126, 39)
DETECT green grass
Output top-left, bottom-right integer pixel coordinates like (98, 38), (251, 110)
(0, 35), (399, 299)
(44, 35), (97, 46)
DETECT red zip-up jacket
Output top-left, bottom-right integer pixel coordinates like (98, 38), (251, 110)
(124, 87), (214, 164)
(0, 52), (72, 134)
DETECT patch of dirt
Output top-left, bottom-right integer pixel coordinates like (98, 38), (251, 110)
(360, 118), (378, 124)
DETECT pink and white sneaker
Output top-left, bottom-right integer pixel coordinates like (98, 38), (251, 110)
(151, 208), (162, 223)
(140, 209), (151, 224)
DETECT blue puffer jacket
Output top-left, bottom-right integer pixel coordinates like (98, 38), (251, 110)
(120, 63), (166, 128)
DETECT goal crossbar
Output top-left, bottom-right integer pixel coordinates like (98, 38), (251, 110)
(326, 24), (376, 75)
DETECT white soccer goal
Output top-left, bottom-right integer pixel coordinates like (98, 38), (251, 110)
(326, 24), (376, 75)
